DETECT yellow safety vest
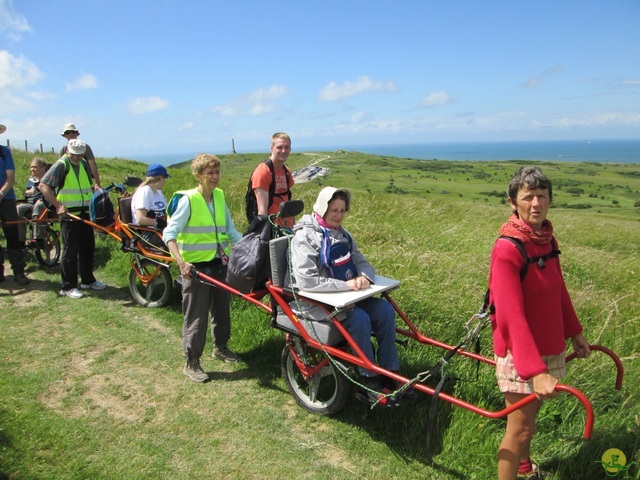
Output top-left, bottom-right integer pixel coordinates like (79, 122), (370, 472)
(56, 156), (92, 212)
(173, 188), (230, 263)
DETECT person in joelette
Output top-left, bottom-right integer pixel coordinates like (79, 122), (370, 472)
(130, 163), (171, 251)
(288, 186), (401, 399)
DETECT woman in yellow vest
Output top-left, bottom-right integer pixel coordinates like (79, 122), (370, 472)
(164, 154), (242, 383)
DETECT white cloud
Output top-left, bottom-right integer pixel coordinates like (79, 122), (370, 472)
(27, 90), (56, 101)
(0, 49), (44, 112)
(318, 76), (397, 102)
(127, 95), (171, 115)
(212, 85), (287, 116)
(521, 76), (542, 89)
(349, 111), (375, 123)
(542, 64), (563, 76)
(0, 0), (31, 41)
(521, 64), (564, 89)
(65, 73), (98, 92)
(419, 89), (456, 108)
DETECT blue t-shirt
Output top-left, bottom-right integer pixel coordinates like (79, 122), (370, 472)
(0, 146), (16, 200)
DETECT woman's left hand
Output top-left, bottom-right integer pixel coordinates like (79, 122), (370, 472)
(571, 333), (591, 358)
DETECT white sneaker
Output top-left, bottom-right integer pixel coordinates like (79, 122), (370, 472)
(80, 281), (107, 290)
(59, 288), (84, 299)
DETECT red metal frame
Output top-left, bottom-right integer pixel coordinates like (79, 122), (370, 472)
(192, 270), (624, 440)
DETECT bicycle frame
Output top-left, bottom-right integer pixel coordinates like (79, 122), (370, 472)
(193, 256), (624, 441)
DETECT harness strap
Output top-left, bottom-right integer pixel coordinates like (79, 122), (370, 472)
(482, 236), (560, 314)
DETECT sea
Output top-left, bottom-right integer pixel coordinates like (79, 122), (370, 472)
(128, 139), (640, 166)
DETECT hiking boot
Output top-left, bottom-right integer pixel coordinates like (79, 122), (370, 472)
(383, 375), (417, 400)
(14, 273), (30, 286)
(360, 376), (398, 407)
(59, 288), (84, 299)
(80, 281), (107, 290)
(183, 358), (209, 383)
(212, 345), (240, 363)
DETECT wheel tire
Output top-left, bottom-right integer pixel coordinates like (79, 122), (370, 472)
(128, 259), (172, 308)
(35, 227), (61, 267)
(281, 339), (351, 415)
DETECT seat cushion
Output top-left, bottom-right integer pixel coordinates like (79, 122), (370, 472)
(275, 303), (345, 345)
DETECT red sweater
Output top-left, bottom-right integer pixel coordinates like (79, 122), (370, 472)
(489, 237), (583, 380)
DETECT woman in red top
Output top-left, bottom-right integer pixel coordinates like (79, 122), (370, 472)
(489, 167), (591, 480)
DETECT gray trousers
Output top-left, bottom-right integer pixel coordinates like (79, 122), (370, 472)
(17, 200), (48, 242)
(181, 260), (231, 360)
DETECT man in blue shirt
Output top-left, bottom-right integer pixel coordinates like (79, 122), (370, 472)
(0, 124), (29, 285)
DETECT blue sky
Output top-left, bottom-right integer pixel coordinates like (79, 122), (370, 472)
(1, 0), (639, 158)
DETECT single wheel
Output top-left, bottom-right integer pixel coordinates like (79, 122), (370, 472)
(35, 227), (61, 267)
(128, 259), (172, 308)
(281, 338), (352, 415)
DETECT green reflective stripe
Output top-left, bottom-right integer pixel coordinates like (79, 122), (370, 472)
(182, 225), (228, 234)
(59, 187), (90, 195)
(179, 243), (217, 252)
(63, 200), (86, 207)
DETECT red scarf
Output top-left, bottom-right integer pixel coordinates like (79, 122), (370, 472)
(498, 214), (554, 245)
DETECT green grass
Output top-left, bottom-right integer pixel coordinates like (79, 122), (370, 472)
(1, 149), (639, 479)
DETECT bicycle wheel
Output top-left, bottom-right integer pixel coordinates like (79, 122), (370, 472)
(35, 227), (61, 267)
(128, 259), (173, 308)
(281, 338), (352, 415)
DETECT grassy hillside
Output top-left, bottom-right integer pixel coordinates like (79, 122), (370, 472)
(2, 149), (639, 479)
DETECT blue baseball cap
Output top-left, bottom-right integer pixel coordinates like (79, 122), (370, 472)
(146, 163), (171, 178)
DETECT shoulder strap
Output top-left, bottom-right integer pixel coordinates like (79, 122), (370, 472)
(499, 237), (529, 281)
(265, 158), (277, 206)
(266, 158), (292, 203)
(482, 236), (561, 314)
(501, 236), (561, 280)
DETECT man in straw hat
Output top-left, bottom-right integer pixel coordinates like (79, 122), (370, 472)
(59, 123), (101, 189)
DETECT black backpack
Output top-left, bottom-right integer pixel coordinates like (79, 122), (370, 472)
(225, 216), (272, 293)
(245, 158), (291, 223)
(482, 236), (561, 314)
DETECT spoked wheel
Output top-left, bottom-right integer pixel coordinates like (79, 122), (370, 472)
(35, 227), (61, 267)
(128, 258), (173, 308)
(281, 337), (352, 415)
